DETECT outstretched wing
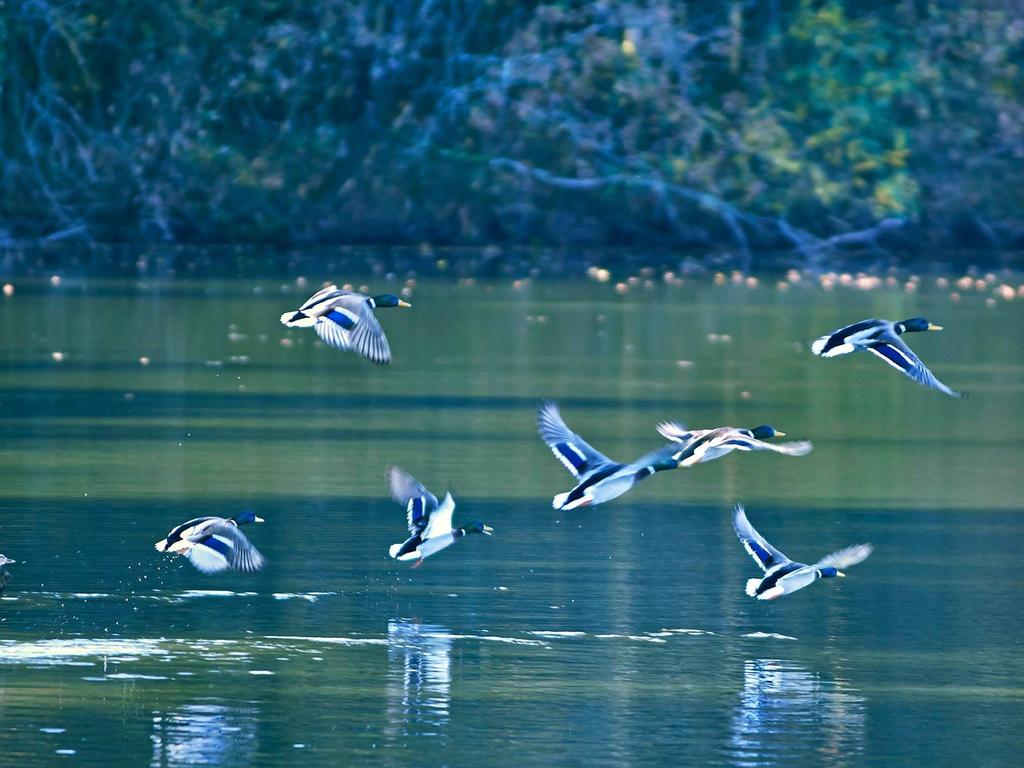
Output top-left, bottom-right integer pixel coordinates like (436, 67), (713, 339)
(422, 493), (456, 541)
(814, 543), (873, 571)
(314, 294), (392, 365)
(717, 433), (814, 456)
(732, 504), (791, 573)
(811, 318), (884, 357)
(186, 523), (264, 574)
(387, 466), (439, 536)
(867, 335), (962, 398)
(655, 421), (696, 443)
(537, 401), (615, 478)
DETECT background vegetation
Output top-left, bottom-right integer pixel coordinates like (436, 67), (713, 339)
(2, 1), (1023, 266)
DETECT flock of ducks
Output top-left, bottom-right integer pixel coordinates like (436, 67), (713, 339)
(141, 289), (967, 598)
(4, 285), (966, 603)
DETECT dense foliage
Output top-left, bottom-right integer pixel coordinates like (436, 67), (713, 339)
(2, 1), (1022, 263)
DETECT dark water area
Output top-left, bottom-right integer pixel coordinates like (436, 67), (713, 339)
(1, 274), (1022, 766)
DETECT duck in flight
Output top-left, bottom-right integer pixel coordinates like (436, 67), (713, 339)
(155, 511), (265, 574)
(810, 317), (963, 398)
(655, 423), (813, 466)
(387, 466), (492, 567)
(280, 284), (410, 365)
(538, 401), (697, 510)
(733, 504), (872, 600)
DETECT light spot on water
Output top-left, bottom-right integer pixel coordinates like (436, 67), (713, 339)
(40, 728), (66, 734)
(743, 632), (797, 640)
(55, 749), (76, 756)
(249, 670), (274, 675)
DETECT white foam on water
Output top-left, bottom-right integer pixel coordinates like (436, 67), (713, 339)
(661, 628), (716, 636)
(0, 638), (168, 665)
(263, 635), (389, 646)
(55, 749), (76, 756)
(178, 590), (256, 599)
(526, 631), (588, 638)
(743, 632), (798, 640)
(272, 593), (320, 602)
(69, 593), (111, 599)
(105, 673), (169, 680)
(40, 728), (66, 734)
(248, 670), (274, 675)
(595, 634), (668, 643)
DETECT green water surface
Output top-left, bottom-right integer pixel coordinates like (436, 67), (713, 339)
(0, 275), (1022, 767)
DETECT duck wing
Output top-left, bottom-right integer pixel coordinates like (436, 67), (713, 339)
(422, 493), (456, 541)
(654, 421), (696, 443)
(811, 318), (885, 357)
(387, 466), (439, 536)
(712, 430), (813, 457)
(813, 543), (873, 571)
(537, 401), (616, 478)
(867, 333), (963, 398)
(186, 523), (264, 574)
(732, 504), (791, 573)
(314, 294), (392, 365)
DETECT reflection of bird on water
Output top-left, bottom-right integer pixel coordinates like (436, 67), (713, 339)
(386, 619), (452, 736)
(151, 701), (259, 766)
(0, 554), (13, 595)
(731, 659), (866, 766)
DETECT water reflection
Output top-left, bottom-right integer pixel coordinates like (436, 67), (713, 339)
(150, 700), (258, 767)
(385, 619), (452, 740)
(730, 659), (865, 767)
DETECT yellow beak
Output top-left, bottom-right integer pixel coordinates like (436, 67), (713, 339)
(397, 300), (412, 308)
(775, 431), (786, 437)
(482, 525), (494, 535)
(837, 571), (846, 578)
(928, 323), (943, 331)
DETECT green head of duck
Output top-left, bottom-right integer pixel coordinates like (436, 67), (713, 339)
(370, 294), (412, 309)
(750, 425), (785, 440)
(898, 317), (943, 333)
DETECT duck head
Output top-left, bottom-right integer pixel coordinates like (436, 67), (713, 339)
(231, 510), (265, 526)
(750, 425), (785, 439)
(819, 567), (844, 578)
(369, 294), (412, 309)
(897, 317), (942, 334)
(462, 521), (494, 536)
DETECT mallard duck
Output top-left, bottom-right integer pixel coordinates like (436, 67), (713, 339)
(280, 285), (411, 365)
(538, 401), (692, 510)
(810, 317), (962, 397)
(386, 466), (492, 566)
(733, 504), (872, 600)
(155, 511), (265, 573)
(655, 423), (813, 466)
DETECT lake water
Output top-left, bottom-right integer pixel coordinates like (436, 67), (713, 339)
(0, 273), (1022, 766)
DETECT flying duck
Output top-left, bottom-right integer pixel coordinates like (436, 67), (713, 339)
(538, 401), (693, 510)
(280, 284), (410, 365)
(810, 317), (963, 397)
(155, 511), (265, 574)
(655, 423), (813, 466)
(733, 504), (872, 600)
(387, 466), (492, 567)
